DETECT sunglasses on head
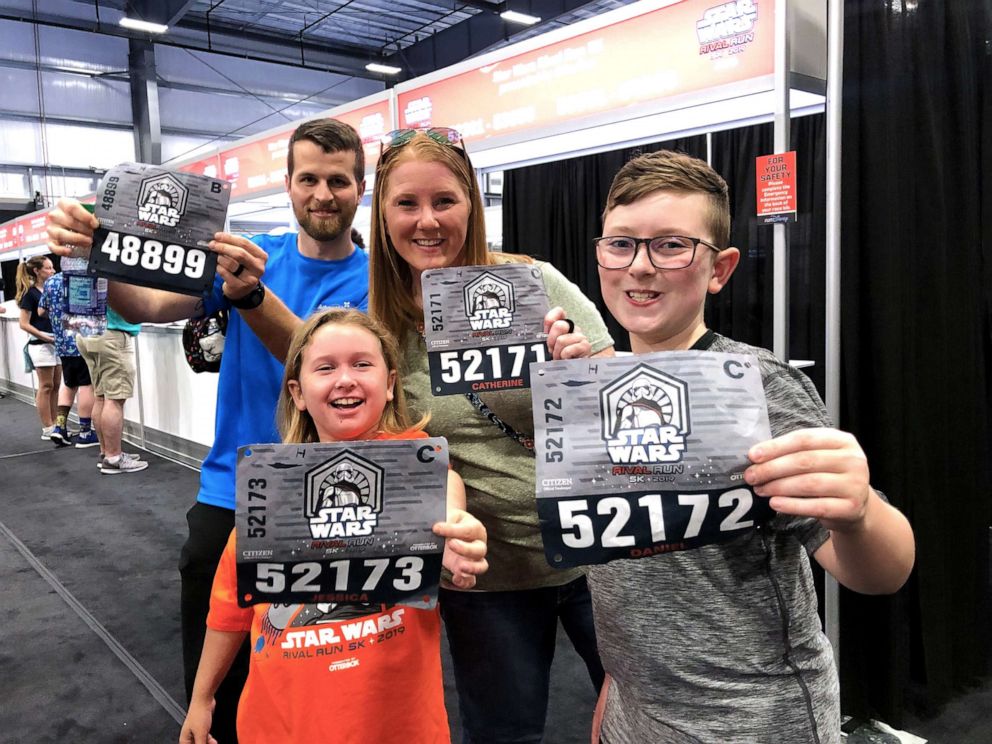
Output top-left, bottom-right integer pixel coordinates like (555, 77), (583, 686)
(378, 127), (469, 165)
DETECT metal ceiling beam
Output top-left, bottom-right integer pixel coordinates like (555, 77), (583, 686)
(128, 38), (162, 164)
(125, 0), (199, 26)
(384, 0), (598, 80)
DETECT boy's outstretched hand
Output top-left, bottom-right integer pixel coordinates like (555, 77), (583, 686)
(744, 428), (870, 532)
(745, 427), (915, 595)
(434, 509), (488, 589)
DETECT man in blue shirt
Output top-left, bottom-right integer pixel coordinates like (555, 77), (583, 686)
(47, 118), (370, 744)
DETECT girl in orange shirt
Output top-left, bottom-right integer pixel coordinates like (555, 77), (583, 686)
(180, 308), (488, 744)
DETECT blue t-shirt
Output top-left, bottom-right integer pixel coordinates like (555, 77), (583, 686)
(40, 273), (78, 357)
(197, 233), (370, 510)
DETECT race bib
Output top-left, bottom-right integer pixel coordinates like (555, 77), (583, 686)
(234, 439), (448, 608)
(532, 352), (773, 567)
(88, 163), (231, 296)
(421, 263), (550, 395)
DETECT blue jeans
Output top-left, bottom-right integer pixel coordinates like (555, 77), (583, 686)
(440, 576), (605, 743)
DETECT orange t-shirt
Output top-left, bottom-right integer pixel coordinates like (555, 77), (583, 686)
(207, 429), (450, 744)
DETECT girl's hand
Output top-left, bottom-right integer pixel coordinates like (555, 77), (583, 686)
(179, 696), (217, 744)
(41, 333), (55, 344)
(434, 509), (488, 589)
(210, 232), (269, 303)
(46, 198), (98, 258)
(744, 428), (872, 533)
(544, 306), (592, 360)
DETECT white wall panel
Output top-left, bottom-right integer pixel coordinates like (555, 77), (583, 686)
(43, 123), (133, 170)
(0, 19), (127, 73)
(0, 118), (43, 163)
(136, 328), (217, 447)
(158, 87), (327, 137)
(0, 67), (41, 114)
(161, 133), (234, 167)
(0, 311), (36, 392)
(0, 19), (38, 62)
(37, 24), (129, 73)
(41, 71), (132, 123)
(0, 316), (218, 452)
(0, 171), (29, 197)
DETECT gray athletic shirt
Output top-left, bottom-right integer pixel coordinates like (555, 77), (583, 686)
(588, 332), (841, 744)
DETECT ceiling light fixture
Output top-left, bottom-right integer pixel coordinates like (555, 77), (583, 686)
(119, 17), (169, 34)
(500, 10), (541, 25)
(366, 62), (402, 75)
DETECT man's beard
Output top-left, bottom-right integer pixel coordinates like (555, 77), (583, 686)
(296, 201), (355, 242)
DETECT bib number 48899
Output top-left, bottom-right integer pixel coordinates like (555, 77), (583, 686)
(100, 231), (206, 278)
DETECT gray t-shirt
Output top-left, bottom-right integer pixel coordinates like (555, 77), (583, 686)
(588, 331), (840, 744)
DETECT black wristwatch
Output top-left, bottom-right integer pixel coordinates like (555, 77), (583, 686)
(229, 281), (266, 310)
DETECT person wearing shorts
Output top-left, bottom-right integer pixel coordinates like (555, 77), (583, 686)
(76, 308), (147, 474)
(40, 271), (98, 447)
(16, 256), (60, 439)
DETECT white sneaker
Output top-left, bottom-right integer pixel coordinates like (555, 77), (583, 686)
(100, 455), (149, 474)
(41, 426), (54, 440)
(97, 452), (143, 470)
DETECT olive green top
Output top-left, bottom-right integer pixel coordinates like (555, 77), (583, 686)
(401, 262), (613, 590)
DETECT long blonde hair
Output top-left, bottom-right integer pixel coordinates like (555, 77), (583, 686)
(277, 308), (428, 443)
(15, 256), (49, 303)
(368, 132), (531, 343)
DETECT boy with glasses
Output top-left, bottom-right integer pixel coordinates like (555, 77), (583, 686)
(587, 150), (915, 743)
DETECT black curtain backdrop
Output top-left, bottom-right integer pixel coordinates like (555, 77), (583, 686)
(708, 115), (828, 392)
(502, 0), (992, 721)
(839, 0), (992, 724)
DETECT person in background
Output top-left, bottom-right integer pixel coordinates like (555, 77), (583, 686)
(75, 308), (147, 473)
(39, 270), (98, 447)
(586, 150), (915, 744)
(15, 255), (60, 439)
(47, 117), (371, 744)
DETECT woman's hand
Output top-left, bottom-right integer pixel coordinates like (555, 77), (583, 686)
(434, 508), (488, 589)
(544, 306), (592, 360)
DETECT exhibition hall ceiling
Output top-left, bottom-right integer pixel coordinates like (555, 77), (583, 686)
(22, 0), (636, 80)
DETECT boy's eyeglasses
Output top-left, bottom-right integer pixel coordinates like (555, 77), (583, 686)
(380, 127), (464, 155)
(594, 235), (720, 271)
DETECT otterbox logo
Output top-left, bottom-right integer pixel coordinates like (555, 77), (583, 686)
(304, 451), (384, 539)
(600, 364), (690, 465)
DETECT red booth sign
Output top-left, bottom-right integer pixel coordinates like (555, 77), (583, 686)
(756, 151), (797, 224)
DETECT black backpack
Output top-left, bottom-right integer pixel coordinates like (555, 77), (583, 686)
(182, 309), (228, 373)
